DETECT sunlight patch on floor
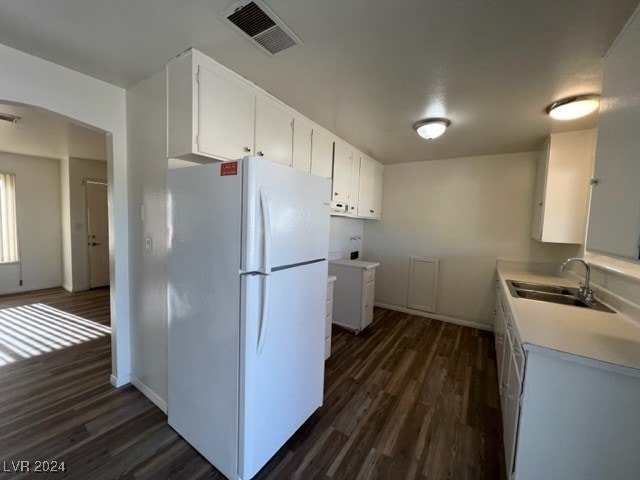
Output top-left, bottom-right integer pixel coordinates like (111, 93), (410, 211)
(0, 303), (110, 366)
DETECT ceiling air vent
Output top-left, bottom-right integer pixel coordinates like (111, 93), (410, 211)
(221, 1), (303, 56)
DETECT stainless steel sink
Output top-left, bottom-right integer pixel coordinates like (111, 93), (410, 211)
(506, 280), (615, 313)
(509, 281), (576, 296)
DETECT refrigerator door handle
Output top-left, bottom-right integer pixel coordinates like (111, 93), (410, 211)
(260, 187), (272, 274)
(257, 273), (271, 355)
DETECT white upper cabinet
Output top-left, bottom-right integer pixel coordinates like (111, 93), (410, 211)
(531, 130), (595, 244)
(587, 13), (640, 260)
(310, 129), (334, 179)
(166, 48), (381, 219)
(357, 155), (377, 218)
(292, 117), (312, 172)
(332, 142), (352, 206)
(348, 151), (362, 216)
(373, 161), (384, 218)
(168, 51), (254, 162)
(255, 96), (293, 167)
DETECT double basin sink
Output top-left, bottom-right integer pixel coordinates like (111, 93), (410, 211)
(506, 280), (615, 313)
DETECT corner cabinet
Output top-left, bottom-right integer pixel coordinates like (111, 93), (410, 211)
(168, 51), (255, 162)
(531, 130), (595, 244)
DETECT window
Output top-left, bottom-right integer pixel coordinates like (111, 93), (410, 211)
(0, 172), (19, 263)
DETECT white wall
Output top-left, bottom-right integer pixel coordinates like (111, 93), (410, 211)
(0, 152), (62, 294)
(60, 157), (108, 291)
(126, 71), (169, 410)
(0, 43), (130, 385)
(363, 152), (580, 328)
(329, 216), (364, 260)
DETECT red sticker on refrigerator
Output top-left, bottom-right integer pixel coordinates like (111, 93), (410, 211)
(221, 162), (238, 176)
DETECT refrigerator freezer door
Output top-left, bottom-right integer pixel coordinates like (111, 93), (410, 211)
(167, 163), (243, 479)
(239, 260), (327, 479)
(241, 156), (331, 273)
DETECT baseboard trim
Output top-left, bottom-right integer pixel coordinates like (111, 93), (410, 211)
(130, 375), (168, 414)
(110, 374), (131, 388)
(374, 302), (493, 332)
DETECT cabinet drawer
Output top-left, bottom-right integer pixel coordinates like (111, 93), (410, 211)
(326, 284), (334, 302)
(363, 269), (376, 284)
(325, 313), (332, 339)
(326, 299), (333, 317)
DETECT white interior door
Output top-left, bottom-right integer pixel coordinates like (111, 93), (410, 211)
(86, 180), (110, 288)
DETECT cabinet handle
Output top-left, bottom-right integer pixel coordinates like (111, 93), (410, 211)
(243, 146), (251, 152)
(258, 151), (264, 156)
(334, 192), (339, 196)
(370, 209), (374, 213)
(351, 206), (355, 210)
(537, 202), (543, 206)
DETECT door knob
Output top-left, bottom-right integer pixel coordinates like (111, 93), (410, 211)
(243, 146), (251, 152)
(257, 151), (264, 156)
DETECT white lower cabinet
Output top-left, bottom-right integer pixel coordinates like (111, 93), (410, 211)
(328, 260), (379, 334)
(495, 282), (640, 480)
(326, 276), (336, 360)
(495, 286), (523, 478)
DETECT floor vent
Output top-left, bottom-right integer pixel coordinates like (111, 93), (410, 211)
(221, 1), (303, 56)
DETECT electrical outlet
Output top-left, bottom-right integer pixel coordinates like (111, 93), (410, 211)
(350, 251), (359, 260)
(144, 236), (153, 253)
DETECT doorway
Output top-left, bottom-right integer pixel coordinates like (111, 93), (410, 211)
(86, 179), (110, 288)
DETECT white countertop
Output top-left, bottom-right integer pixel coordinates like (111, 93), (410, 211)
(327, 275), (337, 283)
(329, 259), (380, 270)
(497, 262), (640, 376)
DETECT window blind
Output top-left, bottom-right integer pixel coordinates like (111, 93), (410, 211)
(0, 172), (19, 263)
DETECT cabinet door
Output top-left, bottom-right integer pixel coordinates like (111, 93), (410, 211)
(255, 97), (293, 167)
(357, 156), (376, 218)
(504, 334), (522, 478)
(349, 152), (362, 216)
(362, 280), (375, 328)
(292, 117), (312, 172)
(311, 129), (333, 179)
(198, 65), (254, 161)
(531, 139), (549, 241)
(372, 161), (383, 219)
(332, 142), (352, 204)
(586, 22), (640, 259)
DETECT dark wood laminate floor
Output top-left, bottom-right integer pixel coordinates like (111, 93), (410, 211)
(0, 288), (505, 480)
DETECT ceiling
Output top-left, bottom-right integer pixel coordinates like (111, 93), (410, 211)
(0, 0), (637, 164)
(0, 103), (107, 161)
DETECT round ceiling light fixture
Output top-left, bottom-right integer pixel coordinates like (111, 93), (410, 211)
(546, 94), (601, 121)
(413, 118), (451, 140)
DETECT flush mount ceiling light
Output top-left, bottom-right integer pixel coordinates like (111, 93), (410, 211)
(546, 95), (600, 121)
(413, 118), (451, 140)
(0, 112), (21, 124)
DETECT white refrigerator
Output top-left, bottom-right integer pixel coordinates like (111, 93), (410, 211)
(167, 157), (331, 480)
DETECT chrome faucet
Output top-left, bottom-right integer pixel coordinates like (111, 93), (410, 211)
(560, 257), (594, 302)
